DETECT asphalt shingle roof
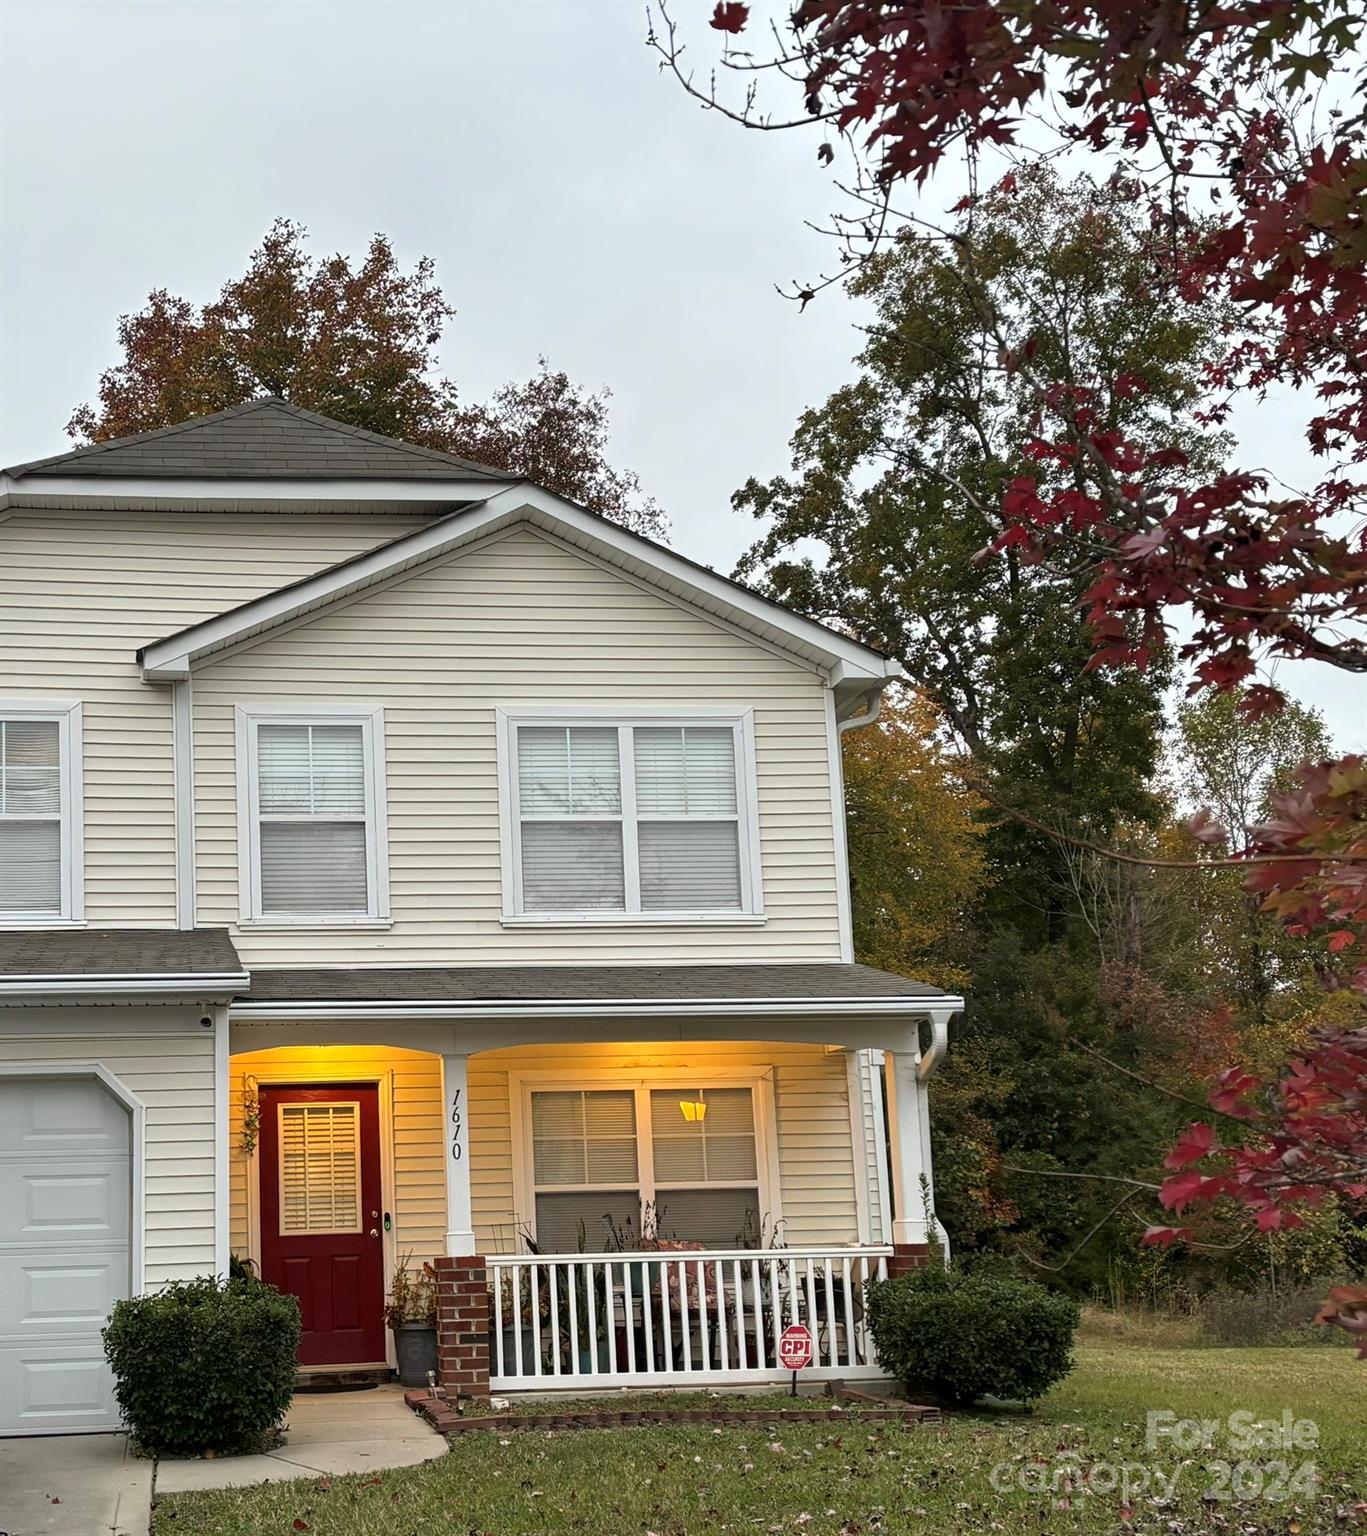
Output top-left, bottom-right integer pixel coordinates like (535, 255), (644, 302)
(3, 397), (511, 482)
(241, 963), (948, 1005)
(0, 928), (245, 979)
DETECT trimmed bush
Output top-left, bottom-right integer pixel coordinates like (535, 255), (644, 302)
(102, 1275), (300, 1455)
(866, 1266), (1079, 1405)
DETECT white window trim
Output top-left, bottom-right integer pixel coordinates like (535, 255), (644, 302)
(0, 698), (84, 928)
(495, 706), (764, 925)
(508, 1066), (782, 1251)
(234, 702), (390, 925)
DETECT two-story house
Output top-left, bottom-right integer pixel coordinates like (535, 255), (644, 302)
(0, 398), (961, 1434)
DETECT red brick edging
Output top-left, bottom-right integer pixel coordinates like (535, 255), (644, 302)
(403, 1389), (940, 1435)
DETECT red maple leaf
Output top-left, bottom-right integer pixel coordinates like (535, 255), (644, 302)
(710, 2), (749, 33)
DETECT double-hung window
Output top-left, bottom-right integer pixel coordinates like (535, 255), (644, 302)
(0, 703), (82, 924)
(500, 711), (761, 920)
(238, 707), (388, 922)
(526, 1084), (764, 1252)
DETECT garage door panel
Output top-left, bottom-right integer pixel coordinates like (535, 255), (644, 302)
(0, 1157), (131, 1244)
(0, 1073), (131, 1433)
(0, 1344), (118, 1433)
(0, 1079), (130, 1154)
(0, 1250), (129, 1333)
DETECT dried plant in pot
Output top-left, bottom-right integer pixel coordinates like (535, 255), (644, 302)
(385, 1253), (438, 1388)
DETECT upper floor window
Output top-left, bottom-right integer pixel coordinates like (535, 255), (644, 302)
(497, 711), (762, 922)
(0, 702), (83, 924)
(236, 706), (388, 923)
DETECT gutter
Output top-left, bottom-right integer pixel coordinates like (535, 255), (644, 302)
(0, 971), (251, 1000)
(230, 994), (966, 1023)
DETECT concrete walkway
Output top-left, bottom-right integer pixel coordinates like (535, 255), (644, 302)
(154, 1383), (446, 1493)
(0, 1432), (151, 1536)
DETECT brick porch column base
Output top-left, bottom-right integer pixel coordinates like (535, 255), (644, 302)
(433, 1254), (491, 1402)
(887, 1243), (930, 1279)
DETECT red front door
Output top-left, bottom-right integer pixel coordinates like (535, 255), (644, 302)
(259, 1084), (386, 1367)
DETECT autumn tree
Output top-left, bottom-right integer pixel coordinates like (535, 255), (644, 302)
(658, 0), (1367, 1266)
(70, 219), (663, 535)
(736, 170), (1218, 924)
(842, 689), (985, 989)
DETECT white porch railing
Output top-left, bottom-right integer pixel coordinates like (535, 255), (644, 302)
(488, 1247), (891, 1392)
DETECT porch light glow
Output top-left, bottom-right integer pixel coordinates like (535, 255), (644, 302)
(678, 1099), (707, 1122)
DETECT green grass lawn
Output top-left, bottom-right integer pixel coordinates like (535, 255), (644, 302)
(153, 1342), (1366, 1535)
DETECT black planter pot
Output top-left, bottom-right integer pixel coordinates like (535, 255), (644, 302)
(392, 1322), (439, 1388)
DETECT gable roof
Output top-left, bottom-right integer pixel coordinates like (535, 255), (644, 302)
(137, 481), (899, 701)
(2, 397), (511, 482)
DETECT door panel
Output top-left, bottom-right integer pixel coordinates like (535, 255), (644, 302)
(259, 1085), (386, 1367)
(0, 1076), (130, 1435)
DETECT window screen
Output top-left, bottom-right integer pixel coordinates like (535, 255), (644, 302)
(531, 1089), (640, 1252)
(513, 721), (746, 916)
(256, 723), (369, 914)
(0, 719), (62, 915)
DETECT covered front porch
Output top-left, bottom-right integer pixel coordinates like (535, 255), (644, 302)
(226, 964), (959, 1396)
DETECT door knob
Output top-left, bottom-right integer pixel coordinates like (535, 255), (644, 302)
(369, 1227), (380, 1239)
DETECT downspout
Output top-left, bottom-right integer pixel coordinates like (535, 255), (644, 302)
(916, 1009), (955, 1266)
(917, 1011), (952, 1083)
(836, 687), (883, 737)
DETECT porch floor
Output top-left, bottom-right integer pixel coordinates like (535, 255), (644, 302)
(153, 1384), (445, 1493)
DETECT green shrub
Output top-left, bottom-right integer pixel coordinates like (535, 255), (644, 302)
(102, 1275), (300, 1455)
(865, 1266), (1080, 1405)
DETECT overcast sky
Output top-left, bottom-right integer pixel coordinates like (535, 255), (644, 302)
(2, 0), (1360, 749)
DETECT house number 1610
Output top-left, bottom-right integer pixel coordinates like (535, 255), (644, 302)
(450, 1087), (464, 1162)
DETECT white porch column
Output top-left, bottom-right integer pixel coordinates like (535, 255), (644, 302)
(884, 1048), (930, 1246)
(884, 1007), (955, 1250)
(440, 1052), (475, 1256)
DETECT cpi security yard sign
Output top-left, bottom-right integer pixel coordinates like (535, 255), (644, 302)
(778, 1323), (813, 1394)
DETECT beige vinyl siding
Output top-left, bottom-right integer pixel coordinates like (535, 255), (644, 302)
(0, 509), (432, 925)
(470, 1040), (859, 1252)
(227, 1045), (445, 1265)
(0, 1006), (216, 1284)
(192, 525), (844, 964)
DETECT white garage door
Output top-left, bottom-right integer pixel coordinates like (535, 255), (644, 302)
(0, 1074), (131, 1435)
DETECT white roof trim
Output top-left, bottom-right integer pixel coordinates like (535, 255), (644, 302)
(229, 995), (963, 1021)
(138, 484), (898, 690)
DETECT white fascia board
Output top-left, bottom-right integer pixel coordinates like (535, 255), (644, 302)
(229, 994), (964, 1022)
(0, 971), (251, 1000)
(0, 472), (505, 511)
(138, 484), (894, 683)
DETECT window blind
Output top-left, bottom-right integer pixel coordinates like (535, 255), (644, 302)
(513, 721), (746, 915)
(634, 727), (742, 911)
(0, 719), (62, 914)
(517, 727), (625, 910)
(650, 1088), (760, 1249)
(278, 1102), (361, 1234)
(532, 1089), (640, 1253)
(650, 1088), (758, 1183)
(256, 723), (369, 915)
(532, 1090), (639, 1186)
